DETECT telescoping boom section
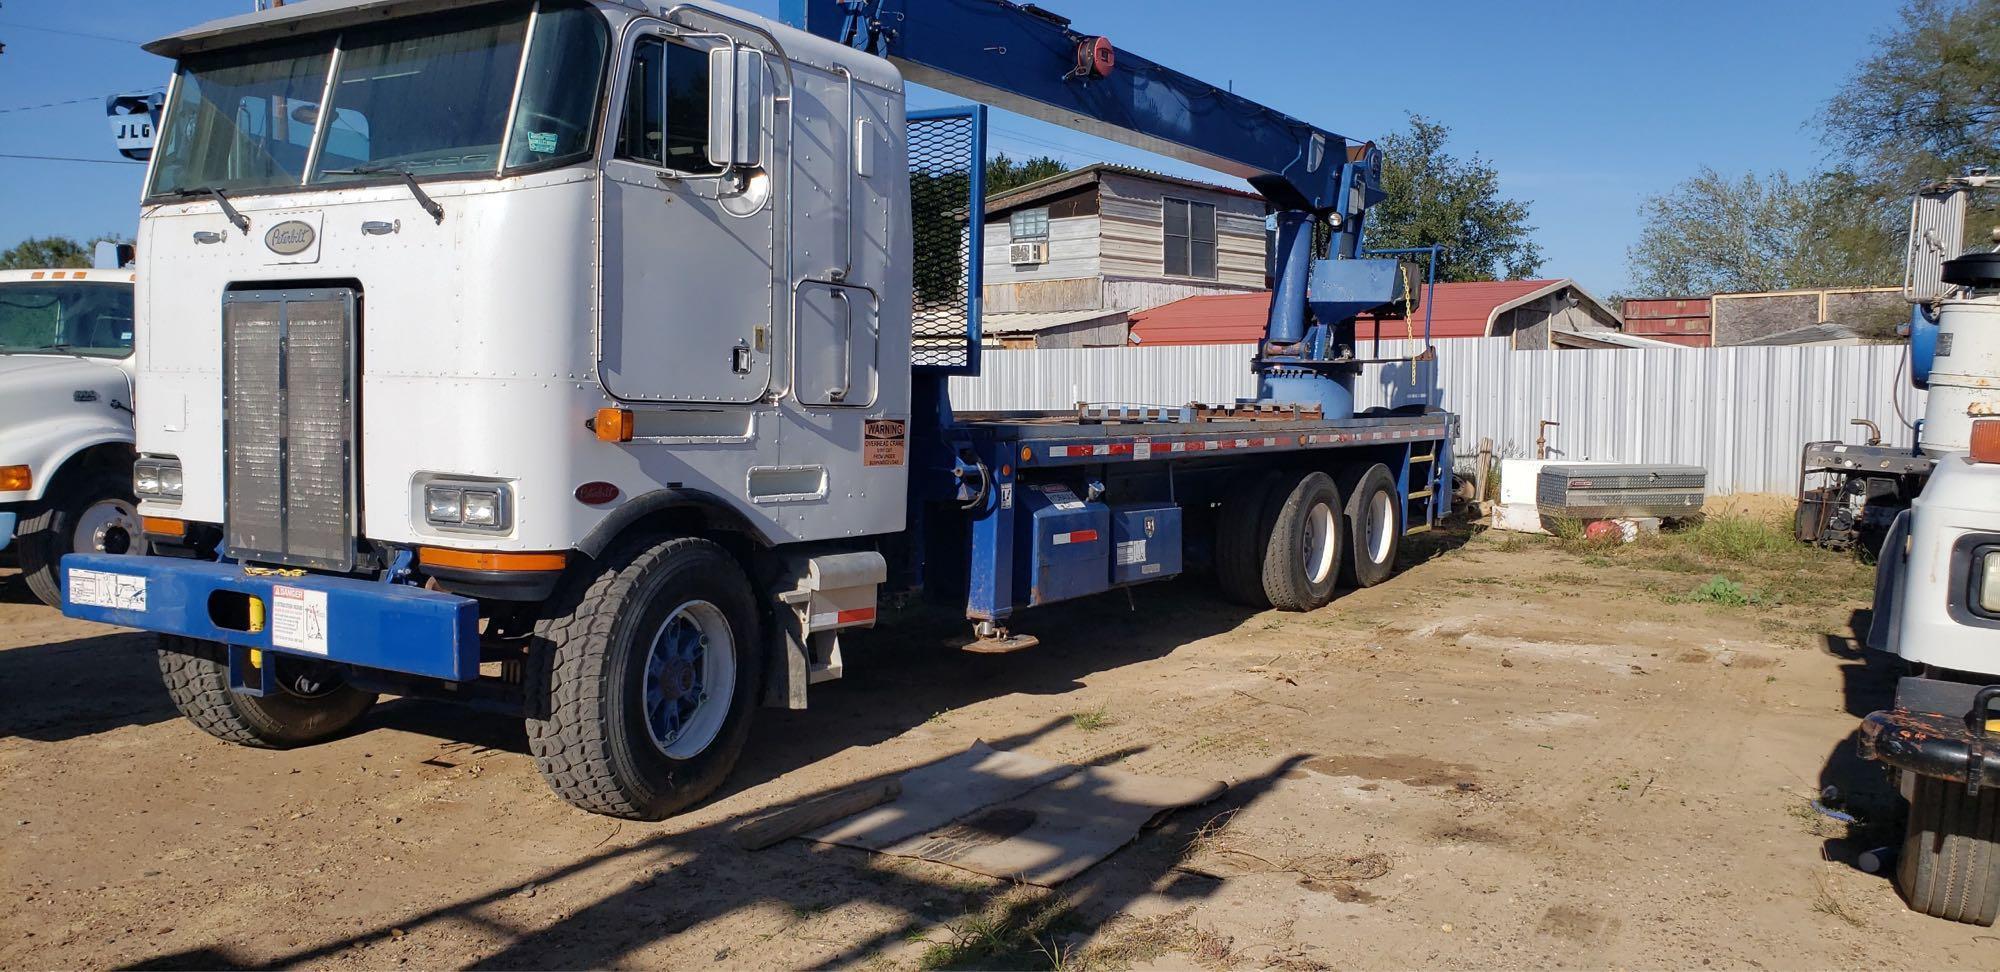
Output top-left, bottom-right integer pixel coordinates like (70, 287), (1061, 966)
(784, 0), (1428, 418)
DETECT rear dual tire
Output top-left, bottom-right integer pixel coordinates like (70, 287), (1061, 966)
(1215, 465), (1402, 611)
(1216, 471), (1343, 612)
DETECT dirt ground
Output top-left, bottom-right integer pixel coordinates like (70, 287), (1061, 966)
(3, 520), (1997, 971)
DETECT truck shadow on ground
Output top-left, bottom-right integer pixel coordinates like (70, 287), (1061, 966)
(1815, 608), (1907, 875)
(369, 576), (1277, 786)
(0, 628), (180, 742)
(128, 723), (1310, 970)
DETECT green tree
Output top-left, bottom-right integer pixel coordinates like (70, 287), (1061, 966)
(1365, 113), (1544, 282)
(1814, 0), (2000, 279)
(985, 152), (1068, 196)
(1821, 0), (1999, 201)
(0, 236), (93, 270)
(1627, 168), (1905, 295)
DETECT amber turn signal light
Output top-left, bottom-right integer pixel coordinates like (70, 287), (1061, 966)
(594, 407), (635, 443)
(1971, 419), (2000, 465)
(142, 516), (187, 539)
(0, 465), (29, 491)
(418, 547), (569, 572)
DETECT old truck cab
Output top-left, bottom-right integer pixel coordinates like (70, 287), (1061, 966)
(0, 269), (144, 607)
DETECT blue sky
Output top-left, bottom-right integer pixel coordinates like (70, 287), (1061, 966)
(0, 0), (1904, 293)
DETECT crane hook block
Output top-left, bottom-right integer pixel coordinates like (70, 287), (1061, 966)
(1074, 36), (1115, 79)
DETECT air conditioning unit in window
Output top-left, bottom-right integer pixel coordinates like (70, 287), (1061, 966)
(1010, 241), (1048, 266)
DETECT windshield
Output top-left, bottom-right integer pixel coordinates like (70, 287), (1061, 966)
(147, 0), (609, 198)
(0, 283), (136, 359)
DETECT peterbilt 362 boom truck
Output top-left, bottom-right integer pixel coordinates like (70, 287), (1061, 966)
(62, 0), (1452, 820)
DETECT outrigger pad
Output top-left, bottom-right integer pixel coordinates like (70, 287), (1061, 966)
(962, 632), (1041, 654)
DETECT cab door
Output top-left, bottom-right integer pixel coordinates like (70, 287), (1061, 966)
(600, 25), (776, 404)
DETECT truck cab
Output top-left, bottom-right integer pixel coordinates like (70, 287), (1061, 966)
(1859, 190), (2000, 925)
(0, 268), (144, 607)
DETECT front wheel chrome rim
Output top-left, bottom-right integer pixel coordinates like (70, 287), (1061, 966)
(641, 600), (735, 760)
(1302, 500), (1338, 585)
(73, 498), (147, 557)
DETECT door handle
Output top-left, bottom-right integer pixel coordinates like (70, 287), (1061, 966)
(826, 289), (853, 403)
(731, 340), (753, 375)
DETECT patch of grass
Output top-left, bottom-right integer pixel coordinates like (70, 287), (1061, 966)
(915, 886), (1084, 971)
(1679, 513), (1797, 564)
(1812, 880), (1866, 928)
(1670, 575), (1756, 608)
(1070, 705), (1114, 732)
(1082, 906), (1236, 971)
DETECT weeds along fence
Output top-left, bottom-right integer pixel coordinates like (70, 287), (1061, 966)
(946, 337), (1927, 495)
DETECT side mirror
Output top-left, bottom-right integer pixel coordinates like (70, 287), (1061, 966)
(1904, 187), (1968, 303)
(708, 46), (765, 170)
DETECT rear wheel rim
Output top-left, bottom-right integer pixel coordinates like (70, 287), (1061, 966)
(73, 498), (147, 558)
(641, 600), (735, 760)
(1366, 489), (1395, 564)
(1302, 500), (1338, 585)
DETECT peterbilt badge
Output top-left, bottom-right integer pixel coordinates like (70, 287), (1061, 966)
(264, 220), (316, 255)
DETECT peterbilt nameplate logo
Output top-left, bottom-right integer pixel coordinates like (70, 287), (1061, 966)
(264, 221), (316, 255)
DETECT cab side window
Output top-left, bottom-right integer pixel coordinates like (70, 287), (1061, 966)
(615, 36), (722, 175)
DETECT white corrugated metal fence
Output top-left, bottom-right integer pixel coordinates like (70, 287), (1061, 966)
(948, 338), (1926, 495)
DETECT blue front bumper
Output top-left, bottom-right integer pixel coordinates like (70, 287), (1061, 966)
(0, 511), (16, 552)
(60, 554), (481, 682)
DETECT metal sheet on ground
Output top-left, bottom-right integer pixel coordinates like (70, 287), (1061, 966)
(809, 742), (1225, 886)
(806, 742), (1076, 850)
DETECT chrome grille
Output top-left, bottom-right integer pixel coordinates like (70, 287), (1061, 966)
(223, 289), (357, 571)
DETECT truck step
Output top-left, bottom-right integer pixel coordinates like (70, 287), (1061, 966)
(1407, 489), (1434, 500)
(1404, 524), (1433, 536)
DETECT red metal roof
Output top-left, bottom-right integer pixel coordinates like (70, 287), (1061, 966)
(1129, 280), (1567, 346)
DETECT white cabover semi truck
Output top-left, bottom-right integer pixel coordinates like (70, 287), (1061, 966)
(63, 0), (1455, 819)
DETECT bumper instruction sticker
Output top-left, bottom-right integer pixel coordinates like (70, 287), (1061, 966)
(271, 585), (330, 655)
(67, 568), (147, 611)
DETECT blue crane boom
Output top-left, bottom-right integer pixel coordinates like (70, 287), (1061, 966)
(782, 0), (1354, 214)
(782, 0), (1415, 419)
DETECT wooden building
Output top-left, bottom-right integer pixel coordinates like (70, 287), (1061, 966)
(979, 164), (1269, 347)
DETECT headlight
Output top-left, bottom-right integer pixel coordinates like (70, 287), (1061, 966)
(422, 481), (511, 531)
(1981, 550), (2000, 615)
(134, 457), (183, 500)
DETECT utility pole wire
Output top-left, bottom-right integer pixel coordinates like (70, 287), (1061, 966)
(0, 21), (144, 46)
(0, 153), (145, 165)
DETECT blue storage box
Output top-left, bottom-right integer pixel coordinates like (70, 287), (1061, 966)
(1110, 504), (1183, 585)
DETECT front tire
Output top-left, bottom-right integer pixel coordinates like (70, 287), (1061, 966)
(525, 535), (763, 820)
(156, 636), (377, 748)
(18, 471), (148, 608)
(1898, 773), (2000, 926)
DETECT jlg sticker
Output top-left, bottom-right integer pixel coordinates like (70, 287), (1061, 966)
(864, 419), (907, 467)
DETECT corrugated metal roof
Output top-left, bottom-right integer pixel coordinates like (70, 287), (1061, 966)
(982, 308), (1129, 336)
(985, 163), (1264, 217)
(1129, 280), (1583, 346)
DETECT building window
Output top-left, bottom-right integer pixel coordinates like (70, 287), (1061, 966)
(615, 37), (722, 174)
(1010, 207), (1050, 242)
(1164, 197), (1217, 279)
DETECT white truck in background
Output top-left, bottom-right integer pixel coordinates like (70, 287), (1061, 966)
(1862, 170), (2000, 926)
(0, 266), (146, 607)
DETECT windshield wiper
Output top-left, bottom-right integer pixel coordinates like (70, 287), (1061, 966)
(172, 187), (251, 233)
(324, 163), (445, 224)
